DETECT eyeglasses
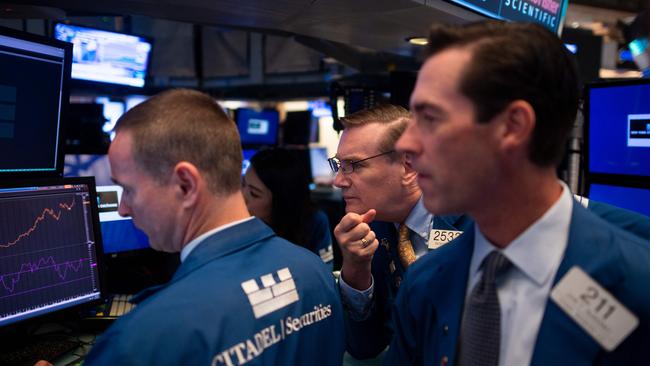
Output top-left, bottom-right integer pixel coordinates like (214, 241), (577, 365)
(328, 150), (395, 174)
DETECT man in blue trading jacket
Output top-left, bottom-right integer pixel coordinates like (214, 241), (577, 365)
(328, 104), (472, 359)
(392, 20), (650, 366)
(575, 195), (650, 240)
(83, 89), (344, 365)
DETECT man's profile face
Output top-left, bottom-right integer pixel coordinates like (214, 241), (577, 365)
(108, 131), (183, 252)
(333, 122), (404, 220)
(396, 47), (500, 216)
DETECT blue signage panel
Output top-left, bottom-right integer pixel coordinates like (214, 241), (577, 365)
(448, 0), (569, 34)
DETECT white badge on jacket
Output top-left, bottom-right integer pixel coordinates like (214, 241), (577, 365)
(427, 229), (463, 250)
(550, 266), (639, 351)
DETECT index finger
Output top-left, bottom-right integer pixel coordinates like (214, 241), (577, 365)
(336, 212), (366, 233)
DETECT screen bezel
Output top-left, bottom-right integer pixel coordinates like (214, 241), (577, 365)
(583, 78), (650, 188)
(0, 25), (72, 180)
(52, 22), (154, 90)
(0, 176), (107, 328)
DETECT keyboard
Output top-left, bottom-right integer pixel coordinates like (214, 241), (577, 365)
(87, 294), (136, 319)
(107, 294), (135, 318)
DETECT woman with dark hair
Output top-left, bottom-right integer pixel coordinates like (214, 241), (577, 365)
(242, 148), (333, 269)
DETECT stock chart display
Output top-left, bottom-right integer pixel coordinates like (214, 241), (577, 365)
(0, 183), (101, 326)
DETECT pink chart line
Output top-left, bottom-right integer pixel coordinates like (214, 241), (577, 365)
(0, 276), (94, 300)
(0, 256), (91, 293)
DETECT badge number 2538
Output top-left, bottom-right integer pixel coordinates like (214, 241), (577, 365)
(428, 230), (462, 249)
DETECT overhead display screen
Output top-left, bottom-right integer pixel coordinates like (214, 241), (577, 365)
(587, 81), (650, 178)
(54, 23), (152, 88)
(447, 0), (569, 34)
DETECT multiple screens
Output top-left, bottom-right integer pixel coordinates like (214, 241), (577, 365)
(54, 23), (152, 88)
(0, 28), (112, 329)
(585, 79), (650, 216)
(0, 26), (71, 176)
(235, 108), (320, 147)
(447, 0), (568, 34)
(242, 147), (333, 185)
(0, 178), (104, 327)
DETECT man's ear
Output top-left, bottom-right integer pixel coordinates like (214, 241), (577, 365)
(171, 161), (202, 208)
(497, 100), (535, 156)
(401, 153), (418, 186)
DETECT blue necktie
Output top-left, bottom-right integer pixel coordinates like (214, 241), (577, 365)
(458, 251), (512, 366)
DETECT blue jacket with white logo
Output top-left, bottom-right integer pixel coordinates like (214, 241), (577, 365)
(86, 218), (345, 365)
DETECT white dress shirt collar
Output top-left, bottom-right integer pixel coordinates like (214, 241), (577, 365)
(180, 216), (255, 262)
(471, 181), (574, 286)
(394, 195), (433, 241)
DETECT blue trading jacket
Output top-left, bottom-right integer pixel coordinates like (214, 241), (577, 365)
(385, 201), (650, 366)
(585, 199), (650, 240)
(86, 218), (345, 365)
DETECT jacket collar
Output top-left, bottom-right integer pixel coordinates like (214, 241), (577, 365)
(131, 218), (275, 304)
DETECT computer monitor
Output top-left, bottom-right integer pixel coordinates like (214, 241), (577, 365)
(96, 185), (150, 254)
(588, 183), (650, 217)
(0, 177), (104, 327)
(0, 26), (72, 178)
(63, 154), (151, 255)
(283, 111), (312, 145)
(242, 148), (257, 175)
(236, 108), (279, 147)
(585, 79), (650, 179)
(53, 23), (152, 88)
(561, 27), (602, 83)
(310, 146), (334, 185)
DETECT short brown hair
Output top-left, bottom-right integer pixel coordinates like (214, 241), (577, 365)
(425, 21), (579, 167)
(340, 104), (411, 156)
(114, 88), (242, 195)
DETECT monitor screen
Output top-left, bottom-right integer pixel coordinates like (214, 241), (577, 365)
(310, 147), (334, 185)
(96, 185), (150, 254)
(586, 80), (650, 178)
(0, 26), (71, 176)
(236, 108), (279, 146)
(242, 148), (257, 175)
(0, 177), (104, 327)
(588, 183), (650, 217)
(54, 23), (152, 88)
(446, 0), (568, 34)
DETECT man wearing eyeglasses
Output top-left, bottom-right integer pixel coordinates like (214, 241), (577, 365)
(328, 104), (472, 360)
